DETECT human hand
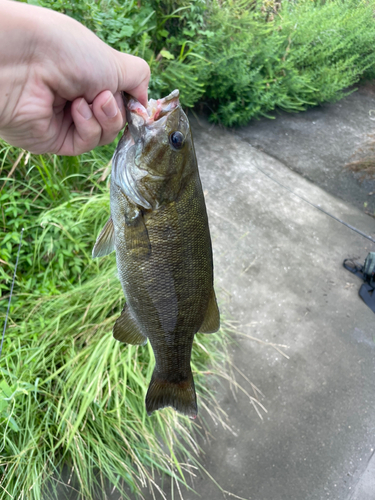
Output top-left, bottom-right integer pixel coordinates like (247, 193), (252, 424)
(0, 0), (150, 155)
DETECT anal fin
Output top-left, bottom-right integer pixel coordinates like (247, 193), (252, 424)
(199, 288), (220, 334)
(113, 304), (147, 345)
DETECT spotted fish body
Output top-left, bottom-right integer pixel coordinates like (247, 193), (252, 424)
(93, 90), (220, 418)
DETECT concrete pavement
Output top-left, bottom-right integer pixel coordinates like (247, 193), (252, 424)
(236, 83), (375, 216)
(187, 117), (375, 500)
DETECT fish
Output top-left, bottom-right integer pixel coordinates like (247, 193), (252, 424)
(92, 89), (220, 418)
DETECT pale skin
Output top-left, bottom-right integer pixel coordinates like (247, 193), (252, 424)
(0, 0), (150, 155)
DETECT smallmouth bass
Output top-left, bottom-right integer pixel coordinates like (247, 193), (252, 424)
(93, 90), (220, 418)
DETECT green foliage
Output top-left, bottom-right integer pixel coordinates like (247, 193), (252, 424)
(0, 144), (242, 499)
(204, 0), (375, 125)
(0, 240), (233, 499)
(21, 0), (375, 125)
(1, 144), (115, 303)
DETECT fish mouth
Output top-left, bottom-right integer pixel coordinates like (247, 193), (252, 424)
(113, 90), (181, 210)
(124, 89), (180, 129)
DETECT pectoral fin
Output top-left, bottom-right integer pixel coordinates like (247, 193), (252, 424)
(92, 217), (115, 258)
(113, 304), (148, 345)
(125, 210), (151, 258)
(199, 288), (220, 334)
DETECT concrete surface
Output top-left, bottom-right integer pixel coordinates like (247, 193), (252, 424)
(56, 88), (375, 500)
(187, 119), (375, 500)
(236, 83), (375, 216)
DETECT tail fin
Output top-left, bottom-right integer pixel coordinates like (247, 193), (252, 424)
(145, 370), (197, 419)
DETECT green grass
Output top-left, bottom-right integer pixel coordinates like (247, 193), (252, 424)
(0, 141), (115, 301)
(0, 263), (235, 499)
(0, 141), (267, 499)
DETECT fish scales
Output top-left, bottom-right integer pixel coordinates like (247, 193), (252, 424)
(93, 89), (220, 418)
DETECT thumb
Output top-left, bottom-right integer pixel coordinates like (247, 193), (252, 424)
(115, 52), (150, 107)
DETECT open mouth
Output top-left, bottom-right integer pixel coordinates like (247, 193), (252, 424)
(126, 89), (180, 124)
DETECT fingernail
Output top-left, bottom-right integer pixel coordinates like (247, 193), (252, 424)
(102, 94), (118, 118)
(77, 98), (92, 120)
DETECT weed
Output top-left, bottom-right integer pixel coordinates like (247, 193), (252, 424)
(0, 252), (236, 499)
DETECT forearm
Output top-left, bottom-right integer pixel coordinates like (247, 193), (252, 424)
(0, 0), (38, 60)
(0, 1), (41, 126)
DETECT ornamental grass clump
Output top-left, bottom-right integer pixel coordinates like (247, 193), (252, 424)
(0, 263), (233, 499)
(1, 142), (263, 499)
(0, 170), (244, 499)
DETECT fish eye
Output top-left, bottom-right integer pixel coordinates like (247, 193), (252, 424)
(169, 131), (185, 150)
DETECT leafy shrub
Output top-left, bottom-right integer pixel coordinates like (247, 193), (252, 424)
(21, 0), (375, 125)
(204, 0), (375, 125)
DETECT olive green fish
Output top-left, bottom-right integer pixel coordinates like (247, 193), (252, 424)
(92, 90), (220, 418)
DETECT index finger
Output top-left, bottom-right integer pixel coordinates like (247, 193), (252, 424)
(115, 53), (150, 107)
